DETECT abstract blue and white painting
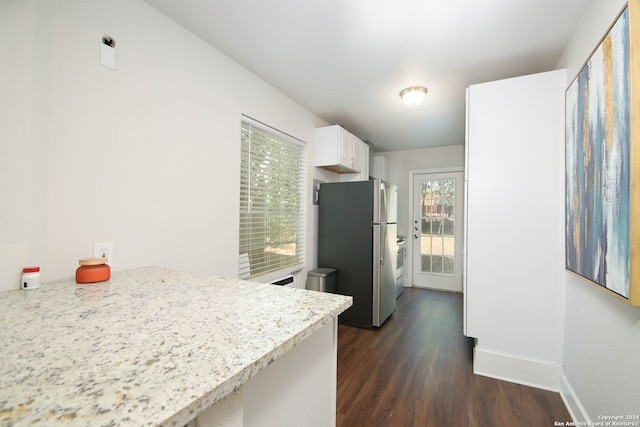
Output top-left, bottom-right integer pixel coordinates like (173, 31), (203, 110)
(566, 6), (631, 299)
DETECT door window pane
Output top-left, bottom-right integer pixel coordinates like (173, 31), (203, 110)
(420, 179), (456, 275)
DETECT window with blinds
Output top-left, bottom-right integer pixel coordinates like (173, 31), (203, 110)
(238, 118), (306, 279)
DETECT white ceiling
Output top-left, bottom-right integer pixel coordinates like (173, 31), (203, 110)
(143, 0), (590, 152)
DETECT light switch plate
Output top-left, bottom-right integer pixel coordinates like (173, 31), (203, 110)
(93, 242), (113, 267)
(100, 43), (115, 69)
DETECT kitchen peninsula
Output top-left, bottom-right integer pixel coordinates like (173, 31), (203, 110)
(0, 267), (352, 426)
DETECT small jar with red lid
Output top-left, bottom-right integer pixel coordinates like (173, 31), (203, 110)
(21, 266), (41, 290)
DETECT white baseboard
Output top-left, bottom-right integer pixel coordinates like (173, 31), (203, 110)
(559, 374), (589, 423)
(473, 347), (563, 391)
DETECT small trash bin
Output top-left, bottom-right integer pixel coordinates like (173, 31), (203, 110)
(307, 268), (336, 293)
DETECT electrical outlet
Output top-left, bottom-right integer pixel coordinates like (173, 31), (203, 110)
(93, 242), (114, 267)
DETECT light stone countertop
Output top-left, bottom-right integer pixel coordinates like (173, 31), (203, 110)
(0, 267), (352, 426)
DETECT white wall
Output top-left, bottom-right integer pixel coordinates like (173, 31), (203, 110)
(557, 0), (640, 421)
(0, 0), (328, 291)
(0, 1), (35, 289)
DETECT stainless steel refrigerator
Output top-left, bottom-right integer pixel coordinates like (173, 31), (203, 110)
(318, 179), (397, 329)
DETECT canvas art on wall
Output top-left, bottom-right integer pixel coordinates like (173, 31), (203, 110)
(565, 3), (636, 302)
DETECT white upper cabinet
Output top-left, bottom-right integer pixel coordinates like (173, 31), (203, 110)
(340, 138), (369, 182)
(372, 155), (390, 182)
(315, 125), (365, 174)
(337, 126), (352, 169)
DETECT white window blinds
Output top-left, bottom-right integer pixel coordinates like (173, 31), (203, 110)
(239, 118), (306, 279)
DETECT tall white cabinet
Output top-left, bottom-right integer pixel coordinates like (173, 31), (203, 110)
(464, 69), (566, 390)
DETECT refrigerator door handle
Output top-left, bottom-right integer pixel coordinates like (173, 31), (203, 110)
(372, 180), (382, 224)
(373, 224), (381, 326)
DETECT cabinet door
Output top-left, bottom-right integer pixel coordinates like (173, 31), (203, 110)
(360, 142), (369, 178)
(338, 128), (352, 168)
(340, 141), (369, 182)
(315, 125), (361, 174)
(350, 135), (363, 171)
(372, 156), (390, 181)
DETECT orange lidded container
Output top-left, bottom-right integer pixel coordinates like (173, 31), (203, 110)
(76, 257), (110, 284)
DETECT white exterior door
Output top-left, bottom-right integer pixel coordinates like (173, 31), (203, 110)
(411, 172), (464, 292)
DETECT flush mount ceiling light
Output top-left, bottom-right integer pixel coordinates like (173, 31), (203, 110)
(399, 86), (428, 106)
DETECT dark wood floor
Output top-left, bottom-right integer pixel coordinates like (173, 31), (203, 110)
(336, 287), (570, 427)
